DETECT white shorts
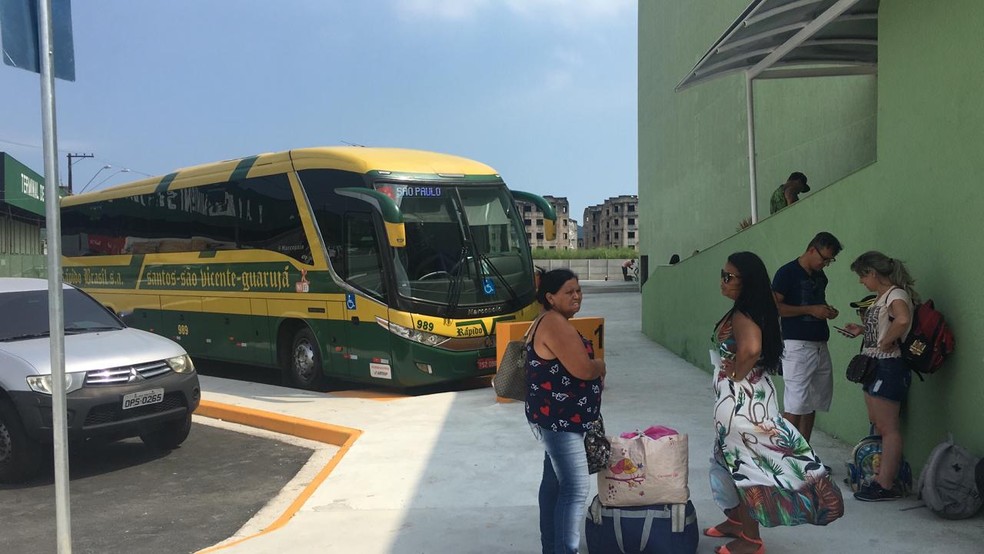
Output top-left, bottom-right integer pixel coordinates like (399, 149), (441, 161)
(781, 340), (833, 415)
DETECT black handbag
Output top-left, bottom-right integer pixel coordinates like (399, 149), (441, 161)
(846, 354), (877, 384)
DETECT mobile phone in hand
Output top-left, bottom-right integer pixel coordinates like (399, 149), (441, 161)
(833, 325), (857, 338)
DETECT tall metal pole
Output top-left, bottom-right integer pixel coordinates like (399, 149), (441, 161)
(38, 0), (73, 551)
(745, 72), (759, 225)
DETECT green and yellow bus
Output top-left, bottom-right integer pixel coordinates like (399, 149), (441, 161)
(60, 147), (556, 390)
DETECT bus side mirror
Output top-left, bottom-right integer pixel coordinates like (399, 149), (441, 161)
(336, 187), (406, 248)
(383, 221), (406, 248)
(511, 190), (557, 242)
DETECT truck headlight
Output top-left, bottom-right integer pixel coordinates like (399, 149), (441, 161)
(26, 372), (86, 395)
(166, 355), (196, 374)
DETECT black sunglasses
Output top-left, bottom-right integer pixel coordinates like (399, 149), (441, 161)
(720, 269), (740, 284)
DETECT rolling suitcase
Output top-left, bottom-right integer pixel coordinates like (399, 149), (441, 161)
(585, 495), (698, 554)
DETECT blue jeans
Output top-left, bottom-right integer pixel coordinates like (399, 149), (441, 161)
(862, 357), (911, 402)
(538, 427), (589, 554)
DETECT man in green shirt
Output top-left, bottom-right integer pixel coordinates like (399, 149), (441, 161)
(769, 172), (810, 214)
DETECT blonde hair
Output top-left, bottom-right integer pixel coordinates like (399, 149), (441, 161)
(850, 251), (920, 303)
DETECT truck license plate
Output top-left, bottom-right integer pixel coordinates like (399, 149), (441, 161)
(477, 357), (497, 370)
(122, 388), (164, 410)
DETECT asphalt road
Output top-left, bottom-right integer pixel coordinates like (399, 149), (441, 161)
(194, 358), (491, 395)
(0, 423), (314, 554)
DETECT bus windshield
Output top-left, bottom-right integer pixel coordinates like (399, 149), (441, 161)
(377, 183), (534, 309)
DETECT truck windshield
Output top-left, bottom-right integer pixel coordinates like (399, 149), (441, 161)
(0, 288), (123, 341)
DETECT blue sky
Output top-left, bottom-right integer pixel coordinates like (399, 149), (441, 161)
(1, 0), (636, 221)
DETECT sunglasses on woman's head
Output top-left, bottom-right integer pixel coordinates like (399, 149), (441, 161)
(720, 269), (740, 283)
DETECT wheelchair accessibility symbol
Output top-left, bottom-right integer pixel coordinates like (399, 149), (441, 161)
(346, 293), (356, 310)
(482, 278), (496, 296)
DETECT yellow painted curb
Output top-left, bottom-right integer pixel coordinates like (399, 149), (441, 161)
(194, 400), (362, 553)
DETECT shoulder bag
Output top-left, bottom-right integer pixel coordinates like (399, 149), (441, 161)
(845, 354), (877, 385)
(492, 313), (545, 401)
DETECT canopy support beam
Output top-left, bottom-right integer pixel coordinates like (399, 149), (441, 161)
(746, 73), (759, 224)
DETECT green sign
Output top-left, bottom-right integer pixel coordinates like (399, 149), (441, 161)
(1, 152), (48, 217)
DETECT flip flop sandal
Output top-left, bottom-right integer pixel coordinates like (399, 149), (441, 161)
(703, 517), (741, 538)
(714, 532), (765, 554)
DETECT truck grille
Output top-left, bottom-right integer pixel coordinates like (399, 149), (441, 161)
(83, 392), (187, 426)
(84, 360), (172, 385)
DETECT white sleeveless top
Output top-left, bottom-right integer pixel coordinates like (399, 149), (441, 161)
(861, 287), (913, 358)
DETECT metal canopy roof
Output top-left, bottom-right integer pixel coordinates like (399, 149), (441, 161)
(676, 0), (879, 91)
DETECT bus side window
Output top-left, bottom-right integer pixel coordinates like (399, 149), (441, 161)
(237, 175), (312, 264)
(343, 212), (385, 299)
(296, 168), (366, 276)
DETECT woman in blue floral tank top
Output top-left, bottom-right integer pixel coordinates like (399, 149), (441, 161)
(525, 269), (605, 554)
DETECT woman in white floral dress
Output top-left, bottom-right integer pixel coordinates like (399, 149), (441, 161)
(705, 252), (844, 554)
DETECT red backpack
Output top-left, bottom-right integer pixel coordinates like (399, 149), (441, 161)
(899, 300), (955, 375)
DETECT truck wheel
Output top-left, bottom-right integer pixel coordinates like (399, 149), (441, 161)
(140, 413), (192, 451)
(287, 327), (328, 391)
(0, 398), (42, 483)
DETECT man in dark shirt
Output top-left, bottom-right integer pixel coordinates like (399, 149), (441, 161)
(772, 232), (843, 442)
(769, 171), (810, 214)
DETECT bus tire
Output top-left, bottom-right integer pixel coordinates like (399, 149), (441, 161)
(0, 397), (43, 483)
(287, 327), (328, 391)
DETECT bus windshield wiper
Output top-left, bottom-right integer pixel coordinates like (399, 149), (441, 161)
(443, 247), (469, 318)
(443, 188), (478, 319)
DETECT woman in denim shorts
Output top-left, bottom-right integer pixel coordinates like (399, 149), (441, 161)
(840, 251), (917, 502)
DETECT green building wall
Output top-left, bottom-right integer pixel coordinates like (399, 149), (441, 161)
(639, 0), (984, 464)
(0, 254), (47, 278)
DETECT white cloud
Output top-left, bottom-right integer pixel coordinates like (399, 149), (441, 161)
(504, 0), (634, 23)
(394, 0), (634, 27)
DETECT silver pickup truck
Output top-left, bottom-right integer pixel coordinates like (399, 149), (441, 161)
(0, 278), (200, 482)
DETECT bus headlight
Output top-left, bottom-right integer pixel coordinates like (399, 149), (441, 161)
(376, 317), (451, 347)
(26, 373), (86, 395)
(166, 354), (196, 374)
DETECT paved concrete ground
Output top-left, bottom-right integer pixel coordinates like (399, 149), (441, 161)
(199, 282), (984, 553)
(0, 424), (315, 554)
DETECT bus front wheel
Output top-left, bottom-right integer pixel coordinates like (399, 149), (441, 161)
(287, 328), (328, 391)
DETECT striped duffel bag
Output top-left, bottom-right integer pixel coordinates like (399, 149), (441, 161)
(585, 495), (698, 554)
